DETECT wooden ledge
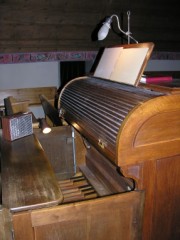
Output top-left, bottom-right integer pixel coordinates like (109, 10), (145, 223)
(1, 132), (63, 212)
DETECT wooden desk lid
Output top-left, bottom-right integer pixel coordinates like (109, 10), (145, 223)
(1, 133), (63, 212)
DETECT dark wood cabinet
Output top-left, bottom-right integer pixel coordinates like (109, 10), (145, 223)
(1, 75), (180, 239)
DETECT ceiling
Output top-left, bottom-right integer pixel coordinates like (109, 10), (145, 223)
(0, 0), (180, 53)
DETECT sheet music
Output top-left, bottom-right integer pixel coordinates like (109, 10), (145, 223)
(94, 46), (149, 86)
(93, 47), (123, 79)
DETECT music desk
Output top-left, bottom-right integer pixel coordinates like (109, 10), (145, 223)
(0, 128), (144, 240)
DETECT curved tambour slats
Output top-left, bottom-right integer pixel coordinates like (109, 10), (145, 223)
(59, 77), (162, 161)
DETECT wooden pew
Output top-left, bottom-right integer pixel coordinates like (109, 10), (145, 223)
(0, 86), (58, 127)
(0, 86), (58, 108)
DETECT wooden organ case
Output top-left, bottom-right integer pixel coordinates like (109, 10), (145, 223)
(58, 76), (180, 240)
(0, 43), (180, 240)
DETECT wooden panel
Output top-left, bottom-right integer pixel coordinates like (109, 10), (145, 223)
(0, 208), (12, 240)
(31, 191), (144, 240)
(121, 156), (180, 240)
(0, 9), (101, 25)
(1, 133), (63, 212)
(152, 156), (180, 239)
(4, 96), (29, 115)
(117, 94), (180, 166)
(74, 129), (86, 167)
(0, 39), (97, 52)
(0, 86), (57, 107)
(13, 211), (34, 240)
(0, 0), (179, 52)
(134, 111), (180, 146)
(34, 126), (75, 180)
(0, 24), (96, 40)
(84, 145), (134, 194)
(39, 94), (62, 126)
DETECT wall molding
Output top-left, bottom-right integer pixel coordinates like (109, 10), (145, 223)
(0, 51), (97, 64)
(0, 51), (180, 64)
(151, 51), (180, 60)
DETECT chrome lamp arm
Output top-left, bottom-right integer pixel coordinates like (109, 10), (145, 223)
(98, 11), (138, 44)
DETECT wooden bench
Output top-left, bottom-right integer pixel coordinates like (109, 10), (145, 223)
(0, 86), (58, 126)
(0, 86), (58, 108)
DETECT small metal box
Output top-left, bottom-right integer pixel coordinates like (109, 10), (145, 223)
(2, 112), (33, 141)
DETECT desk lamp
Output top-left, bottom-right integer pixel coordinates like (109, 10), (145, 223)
(39, 118), (51, 134)
(98, 11), (138, 44)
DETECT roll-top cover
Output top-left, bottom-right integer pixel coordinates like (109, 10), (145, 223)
(58, 77), (180, 166)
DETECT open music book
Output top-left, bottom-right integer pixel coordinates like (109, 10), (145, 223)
(94, 42), (154, 86)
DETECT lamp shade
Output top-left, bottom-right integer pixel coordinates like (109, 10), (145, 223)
(97, 13), (138, 43)
(97, 17), (112, 40)
(98, 23), (110, 40)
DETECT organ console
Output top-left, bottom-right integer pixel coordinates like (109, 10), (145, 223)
(0, 43), (180, 240)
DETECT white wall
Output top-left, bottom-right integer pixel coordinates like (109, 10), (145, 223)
(0, 61), (60, 118)
(0, 59), (179, 117)
(145, 60), (180, 71)
(0, 61), (60, 89)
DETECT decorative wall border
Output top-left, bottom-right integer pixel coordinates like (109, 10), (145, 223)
(0, 51), (97, 64)
(0, 50), (180, 64)
(151, 51), (180, 60)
